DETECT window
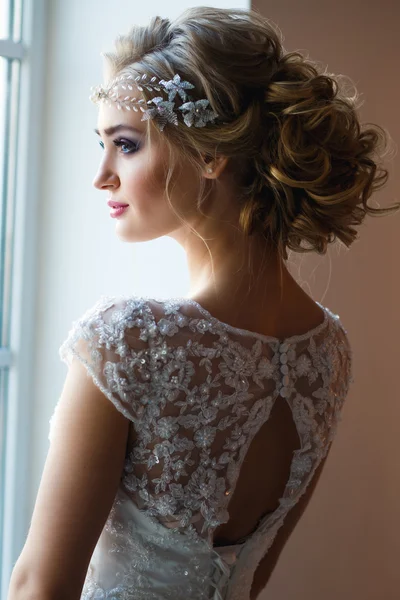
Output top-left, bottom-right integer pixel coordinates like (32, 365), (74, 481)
(0, 0), (46, 595)
(0, 0), (24, 572)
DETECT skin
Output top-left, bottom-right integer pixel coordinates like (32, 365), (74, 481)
(93, 98), (325, 338)
(7, 88), (327, 600)
(92, 100), (329, 600)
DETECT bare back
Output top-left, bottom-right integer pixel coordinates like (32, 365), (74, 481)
(195, 294), (333, 596)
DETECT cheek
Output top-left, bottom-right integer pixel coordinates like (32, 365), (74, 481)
(121, 152), (182, 230)
(120, 147), (201, 227)
(167, 165), (202, 217)
(123, 153), (167, 206)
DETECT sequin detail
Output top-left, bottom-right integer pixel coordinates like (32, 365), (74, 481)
(50, 294), (353, 599)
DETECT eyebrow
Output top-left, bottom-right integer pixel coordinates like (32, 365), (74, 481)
(94, 124), (143, 136)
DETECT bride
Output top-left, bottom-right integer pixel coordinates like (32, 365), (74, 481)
(7, 6), (398, 600)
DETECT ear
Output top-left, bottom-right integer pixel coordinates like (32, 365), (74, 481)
(202, 155), (229, 179)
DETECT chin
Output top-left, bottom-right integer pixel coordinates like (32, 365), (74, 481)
(114, 228), (163, 244)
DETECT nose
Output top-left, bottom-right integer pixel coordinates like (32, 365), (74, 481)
(92, 163), (120, 191)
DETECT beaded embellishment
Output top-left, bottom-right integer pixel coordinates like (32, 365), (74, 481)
(90, 73), (219, 131)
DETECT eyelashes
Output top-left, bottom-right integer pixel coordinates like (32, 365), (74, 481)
(98, 137), (140, 155)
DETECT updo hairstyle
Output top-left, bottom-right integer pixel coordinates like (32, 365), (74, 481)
(101, 7), (399, 260)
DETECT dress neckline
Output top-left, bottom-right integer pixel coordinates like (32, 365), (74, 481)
(117, 293), (332, 345)
(178, 297), (330, 345)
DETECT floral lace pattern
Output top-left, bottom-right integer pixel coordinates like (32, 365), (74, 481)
(51, 295), (354, 599)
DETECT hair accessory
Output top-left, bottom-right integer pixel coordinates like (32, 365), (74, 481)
(90, 73), (219, 131)
(206, 167), (213, 173)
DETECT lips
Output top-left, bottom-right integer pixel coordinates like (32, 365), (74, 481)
(107, 200), (129, 208)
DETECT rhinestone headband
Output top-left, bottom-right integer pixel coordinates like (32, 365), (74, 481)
(89, 73), (219, 131)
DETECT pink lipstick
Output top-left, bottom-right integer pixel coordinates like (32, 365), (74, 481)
(110, 206), (129, 218)
(107, 200), (129, 218)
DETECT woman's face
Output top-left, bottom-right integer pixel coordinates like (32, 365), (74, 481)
(93, 101), (202, 242)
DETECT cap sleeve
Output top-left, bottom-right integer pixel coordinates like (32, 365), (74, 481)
(57, 295), (152, 424)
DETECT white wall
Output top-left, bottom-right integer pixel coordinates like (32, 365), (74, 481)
(30, 0), (248, 521)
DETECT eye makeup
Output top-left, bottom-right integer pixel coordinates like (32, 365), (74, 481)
(98, 137), (140, 155)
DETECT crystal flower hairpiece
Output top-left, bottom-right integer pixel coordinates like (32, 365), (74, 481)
(89, 73), (219, 131)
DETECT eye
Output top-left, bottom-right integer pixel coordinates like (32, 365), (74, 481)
(113, 138), (139, 154)
(97, 138), (140, 155)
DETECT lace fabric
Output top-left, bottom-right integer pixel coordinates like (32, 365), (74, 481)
(49, 294), (354, 599)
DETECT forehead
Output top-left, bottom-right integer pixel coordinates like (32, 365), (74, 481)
(95, 100), (147, 135)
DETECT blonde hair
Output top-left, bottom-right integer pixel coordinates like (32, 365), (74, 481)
(101, 6), (399, 261)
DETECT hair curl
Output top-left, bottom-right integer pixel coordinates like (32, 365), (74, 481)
(101, 6), (399, 260)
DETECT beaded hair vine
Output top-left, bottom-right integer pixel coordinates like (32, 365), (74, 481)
(89, 73), (219, 131)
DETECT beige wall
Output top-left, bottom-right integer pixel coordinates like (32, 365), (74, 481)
(251, 1), (400, 599)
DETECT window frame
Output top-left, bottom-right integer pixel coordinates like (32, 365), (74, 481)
(0, 40), (24, 60)
(0, 0), (47, 595)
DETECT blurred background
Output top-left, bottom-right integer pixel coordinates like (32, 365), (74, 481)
(0, 1), (399, 598)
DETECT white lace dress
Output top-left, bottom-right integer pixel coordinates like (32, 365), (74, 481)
(48, 295), (354, 600)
